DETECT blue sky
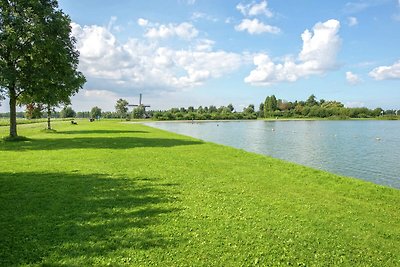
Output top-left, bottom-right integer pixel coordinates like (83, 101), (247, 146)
(2, 0), (400, 112)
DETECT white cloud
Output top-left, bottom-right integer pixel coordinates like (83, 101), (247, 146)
(195, 39), (215, 51)
(235, 18), (280, 34)
(237, 1), (273, 17)
(71, 22), (242, 92)
(137, 18), (149, 27)
(186, 0), (196, 5)
(191, 12), (218, 22)
(347, 16), (358, 26)
(144, 22), (199, 40)
(343, 2), (370, 14)
(346, 71), (361, 84)
(369, 60), (400, 80)
(245, 19), (341, 86)
(71, 89), (121, 111)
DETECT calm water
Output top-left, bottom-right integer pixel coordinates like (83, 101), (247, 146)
(146, 120), (400, 189)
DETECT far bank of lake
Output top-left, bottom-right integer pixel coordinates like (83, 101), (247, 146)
(146, 120), (400, 189)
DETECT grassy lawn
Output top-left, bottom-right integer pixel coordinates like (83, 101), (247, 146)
(0, 120), (399, 266)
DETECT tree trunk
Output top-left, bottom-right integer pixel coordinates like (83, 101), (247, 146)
(47, 104), (51, 130)
(9, 87), (18, 138)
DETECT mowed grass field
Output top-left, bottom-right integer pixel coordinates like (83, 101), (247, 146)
(0, 120), (399, 266)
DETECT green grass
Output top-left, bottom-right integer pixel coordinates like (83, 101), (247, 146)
(0, 118), (75, 127)
(0, 120), (399, 266)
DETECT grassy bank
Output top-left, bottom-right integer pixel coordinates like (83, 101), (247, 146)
(0, 118), (75, 127)
(0, 120), (399, 266)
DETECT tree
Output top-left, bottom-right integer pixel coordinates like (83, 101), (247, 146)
(24, 1), (85, 130)
(264, 95), (278, 117)
(115, 99), (129, 119)
(209, 105), (217, 113)
(306, 94), (318, 107)
(0, 0), (84, 137)
(25, 103), (43, 119)
(60, 106), (76, 118)
(227, 103), (234, 113)
(132, 106), (145, 119)
(258, 103), (264, 118)
(90, 106), (102, 119)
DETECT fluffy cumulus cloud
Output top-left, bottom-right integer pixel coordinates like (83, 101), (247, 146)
(346, 71), (361, 84)
(195, 39), (215, 51)
(235, 18), (280, 34)
(137, 18), (149, 27)
(71, 22), (242, 92)
(236, 1), (273, 17)
(142, 22), (199, 40)
(369, 60), (400, 80)
(245, 19), (341, 85)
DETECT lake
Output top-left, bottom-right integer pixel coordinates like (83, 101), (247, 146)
(145, 120), (400, 189)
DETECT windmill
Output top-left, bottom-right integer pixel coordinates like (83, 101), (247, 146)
(129, 94), (150, 118)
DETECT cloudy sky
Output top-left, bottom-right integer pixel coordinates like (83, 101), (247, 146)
(2, 0), (400, 112)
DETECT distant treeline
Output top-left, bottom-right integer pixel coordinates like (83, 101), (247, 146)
(0, 94), (398, 120)
(259, 94), (399, 119)
(146, 94), (399, 120)
(151, 104), (257, 120)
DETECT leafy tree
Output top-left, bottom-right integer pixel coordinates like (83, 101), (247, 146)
(90, 106), (102, 119)
(227, 103), (234, 113)
(258, 103), (264, 118)
(277, 100), (290, 111)
(21, 1), (85, 130)
(243, 104), (255, 114)
(76, 111), (90, 118)
(264, 95), (277, 117)
(115, 98), (129, 119)
(25, 103), (43, 119)
(208, 105), (217, 113)
(60, 106), (76, 118)
(372, 107), (383, 117)
(0, 0), (83, 137)
(306, 94), (318, 107)
(132, 106), (145, 119)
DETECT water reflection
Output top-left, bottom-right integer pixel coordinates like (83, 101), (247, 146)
(146, 120), (400, 189)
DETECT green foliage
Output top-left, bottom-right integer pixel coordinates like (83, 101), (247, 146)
(260, 95), (397, 119)
(115, 98), (129, 119)
(0, 121), (399, 266)
(25, 103), (43, 119)
(132, 106), (145, 119)
(306, 94), (318, 106)
(0, 0), (85, 137)
(90, 106), (102, 119)
(264, 95), (278, 117)
(60, 106), (76, 118)
(152, 103), (257, 121)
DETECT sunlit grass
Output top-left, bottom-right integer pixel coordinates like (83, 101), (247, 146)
(0, 120), (399, 266)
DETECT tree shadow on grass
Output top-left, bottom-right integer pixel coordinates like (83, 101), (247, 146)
(56, 130), (150, 135)
(0, 172), (181, 266)
(0, 136), (203, 151)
